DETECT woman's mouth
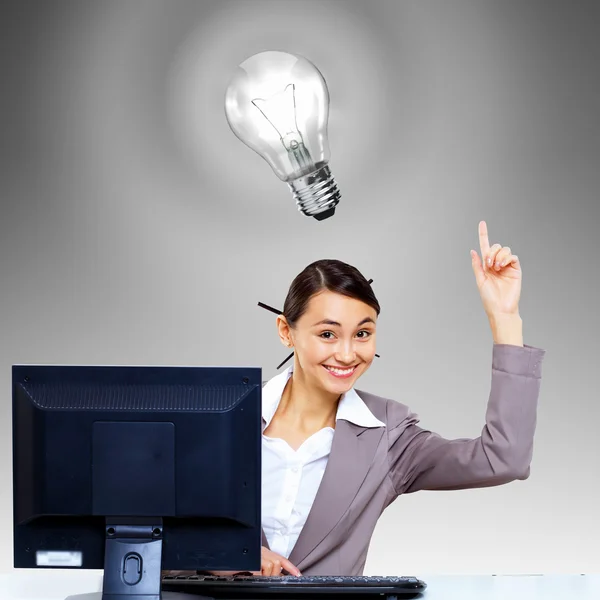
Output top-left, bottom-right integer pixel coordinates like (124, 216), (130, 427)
(323, 365), (358, 379)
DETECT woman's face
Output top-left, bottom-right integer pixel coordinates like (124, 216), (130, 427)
(279, 290), (378, 396)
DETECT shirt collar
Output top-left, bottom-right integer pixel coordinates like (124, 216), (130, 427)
(262, 365), (385, 429)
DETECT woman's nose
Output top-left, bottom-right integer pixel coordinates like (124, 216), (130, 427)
(335, 341), (357, 363)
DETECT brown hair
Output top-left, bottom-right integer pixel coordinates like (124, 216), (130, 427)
(282, 259), (380, 328)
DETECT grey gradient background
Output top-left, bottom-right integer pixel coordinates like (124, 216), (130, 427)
(1, 0), (599, 575)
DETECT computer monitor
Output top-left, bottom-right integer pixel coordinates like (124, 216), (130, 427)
(12, 364), (262, 600)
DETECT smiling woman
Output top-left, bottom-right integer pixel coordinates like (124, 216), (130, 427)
(252, 223), (546, 577)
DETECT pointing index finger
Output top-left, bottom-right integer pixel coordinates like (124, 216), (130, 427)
(478, 220), (490, 258)
(282, 558), (301, 576)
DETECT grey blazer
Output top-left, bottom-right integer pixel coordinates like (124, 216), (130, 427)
(261, 343), (546, 576)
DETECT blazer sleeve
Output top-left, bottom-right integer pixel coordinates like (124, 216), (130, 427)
(386, 343), (546, 495)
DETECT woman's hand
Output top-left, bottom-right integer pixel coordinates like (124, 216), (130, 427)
(165, 547), (301, 578)
(253, 546), (301, 576)
(470, 221), (522, 318)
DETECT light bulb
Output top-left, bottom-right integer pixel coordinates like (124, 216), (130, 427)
(225, 51), (340, 220)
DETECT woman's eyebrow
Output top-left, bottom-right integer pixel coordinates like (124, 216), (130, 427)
(312, 317), (375, 327)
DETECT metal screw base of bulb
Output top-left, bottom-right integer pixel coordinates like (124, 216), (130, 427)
(288, 165), (340, 220)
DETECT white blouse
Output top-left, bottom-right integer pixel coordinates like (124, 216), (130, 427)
(261, 366), (384, 559)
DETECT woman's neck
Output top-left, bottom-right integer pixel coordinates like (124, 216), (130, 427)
(277, 367), (340, 432)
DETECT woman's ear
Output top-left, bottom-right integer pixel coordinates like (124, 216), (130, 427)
(276, 315), (293, 347)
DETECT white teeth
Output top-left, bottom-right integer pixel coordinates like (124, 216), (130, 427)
(325, 366), (355, 375)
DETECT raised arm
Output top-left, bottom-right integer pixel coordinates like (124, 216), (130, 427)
(387, 221), (546, 493)
(387, 342), (546, 494)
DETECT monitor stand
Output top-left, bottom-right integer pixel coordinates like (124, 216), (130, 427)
(63, 518), (212, 600)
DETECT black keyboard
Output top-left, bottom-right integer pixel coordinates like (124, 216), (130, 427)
(161, 574), (427, 598)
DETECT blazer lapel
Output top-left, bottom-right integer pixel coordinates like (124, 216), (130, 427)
(287, 420), (384, 567)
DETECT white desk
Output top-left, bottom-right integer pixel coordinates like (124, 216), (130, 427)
(1, 570), (599, 599)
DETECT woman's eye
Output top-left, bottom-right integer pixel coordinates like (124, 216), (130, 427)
(320, 331), (372, 340)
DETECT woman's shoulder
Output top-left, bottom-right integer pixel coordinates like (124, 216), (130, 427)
(354, 388), (417, 428)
